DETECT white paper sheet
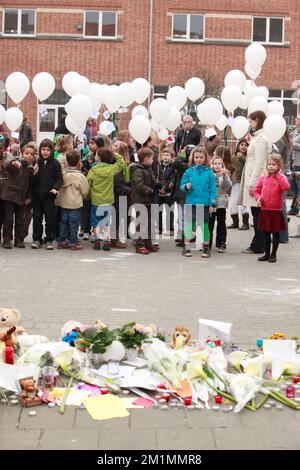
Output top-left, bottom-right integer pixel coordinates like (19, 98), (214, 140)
(0, 364), (40, 392)
(263, 339), (296, 361)
(198, 319), (232, 343)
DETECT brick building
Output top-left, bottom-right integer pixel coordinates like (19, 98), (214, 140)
(0, 0), (299, 141)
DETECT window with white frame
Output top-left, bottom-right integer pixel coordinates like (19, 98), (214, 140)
(269, 89), (297, 126)
(172, 13), (204, 41)
(3, 9), (35, 36)
(252, 17), (284, 44)
(84, 11), (117, 38)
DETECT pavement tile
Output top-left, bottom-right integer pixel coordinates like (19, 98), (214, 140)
(240, 407), (298, 427)
(214, 427), (300, 450)
(157, 428), (216, 450)
(74, 408), (130, 430)
(18, 405), (76, 430)
(99, 429), (156, 450)
(0, 430), (41, 450)
(130, 408), (187, 429)
(39, 429), (99, 450)
(186, 409), (243, 428)
(0, 405), (21, 429)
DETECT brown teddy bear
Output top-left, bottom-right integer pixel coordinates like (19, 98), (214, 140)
(0, 308), (25, 340)
(19, 376), (42, 407)
(171, 326), (191, 349)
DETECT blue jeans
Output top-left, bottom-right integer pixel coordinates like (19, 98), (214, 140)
(58, 208), (81, 244)
(290, 166), (300, 213)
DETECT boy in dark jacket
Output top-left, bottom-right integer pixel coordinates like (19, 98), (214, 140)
(31, 139), (63, 250)
(1, 153), (32, 249)
(158, 147), (175, 235)
(130, 148), (159, 254)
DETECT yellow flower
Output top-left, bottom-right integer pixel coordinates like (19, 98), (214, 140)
(227, 351), (248, 370)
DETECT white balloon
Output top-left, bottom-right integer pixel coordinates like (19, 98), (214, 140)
(201, 98), (223, 124)
(62, 71), (80, 97)
(129, 115), (151, 144)
(65, 114), (82, 135)
(151, 118), (160, 132)
(101, 340), (125, 362)
(244, 80), (260, 102)
(197, 102), (208, 124)
(166, 86), (187, 110)
(132, 78), (151, 104)
(263, 114), (286, 143)
(185, 77), (205, 101)
(68, 94), (93, 126)
(132, 105), (149, 118)
(158, 128), (169, 140)
(239, 94), (249, 110)
(104, 85), (120, 113)
(118, 82), (135, 108)
(164, 106), (181, 131)
(5, 107), (23, 131)
(5, 72), (30, 104)
(32, 72), (55, 101)
(248, 96), (269, 115)
(221, 85), (242, 113)
(216, 114), (228, 131)
(258, 86), (269, 99)
(0, 105), (6, 125)
(232, 116), (249, 139)
(89, 83), (107, 110)
(267, 100), (284, 117)
(69, 75), (90, 97)
(99, 120), (114, 136)
(245, 43), (267, 69)
(149, 98), (171, 122)
(245, 62), (261, 80)
(224, 70), (246, 91)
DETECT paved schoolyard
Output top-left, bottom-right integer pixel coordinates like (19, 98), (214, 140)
(0, 215), (300, 450)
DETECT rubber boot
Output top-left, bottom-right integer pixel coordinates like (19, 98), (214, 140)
(239, 213), (249, 230)
(228, 214), (239, 229)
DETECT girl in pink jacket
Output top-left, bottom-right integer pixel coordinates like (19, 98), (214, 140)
(255, 154), (290, 263)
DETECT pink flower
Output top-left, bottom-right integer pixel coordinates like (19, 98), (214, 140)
(134, 323), (145, 333)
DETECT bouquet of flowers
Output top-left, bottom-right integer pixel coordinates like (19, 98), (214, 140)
(75, 326), (115, 354)
(116, 322), (151, 350)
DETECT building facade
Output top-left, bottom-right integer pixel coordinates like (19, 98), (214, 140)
(0, 0), (299, 141)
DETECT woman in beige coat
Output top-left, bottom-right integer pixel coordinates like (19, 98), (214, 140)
(239, 110), (271, 253)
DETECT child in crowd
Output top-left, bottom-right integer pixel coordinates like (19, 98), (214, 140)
(74, 134), (90, 160)
(111, 140), (131, 248)
(21, 144), (37, 240)
(1, 149), (32, 249)
(228, 139), (249, 230)
(130, 148), (159, 254)
(180, 146), (216, 258)
(80, 135), (104, 240)
(55, 135), (74, 171)
(209, 156), (232, 252)
(10, 142), (20, 157)
(158, 147), (175, 235)
(57, 150), (89, 250)
(255, 154), (290, 263)
(31, 139), (63, 250)
(87, 148), (124, 251)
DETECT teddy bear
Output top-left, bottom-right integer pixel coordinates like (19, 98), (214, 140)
(0, 308), (25, 339)
(170, 326), (191, 349)
(19, 376), (42, 407)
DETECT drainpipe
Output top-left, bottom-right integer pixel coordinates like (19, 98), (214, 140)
(148, 0), (154, 103)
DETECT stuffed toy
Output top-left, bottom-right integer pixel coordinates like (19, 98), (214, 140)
(0, 326), (16, 348)
(0, 308), (24, 340)
(19, 376), (42, 407)
(171, 326), (191, 349)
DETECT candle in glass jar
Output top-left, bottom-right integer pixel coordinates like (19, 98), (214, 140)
(184, 397), (192, 406)
(286, 385), (295, 399)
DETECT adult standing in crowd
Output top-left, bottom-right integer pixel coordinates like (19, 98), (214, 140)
(54, 114), (70, 137)
(174, 115), (201, 156)
(239, 110), (271, 254)
(288, 114), (300, 216)
(19, 117), (33, 148)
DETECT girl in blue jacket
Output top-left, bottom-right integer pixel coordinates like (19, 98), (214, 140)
(180, 146), (216, 257)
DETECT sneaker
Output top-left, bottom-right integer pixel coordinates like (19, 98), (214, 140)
(111, 240), (127, 249)
(201, 247), (211, 258)
(217, 244), (226, 253)
(182, 249), (192, 257)
(45, 242), (54, 250)
(287, 209), (298, 216)
(57, 242), (70, 249)
(103, 241), (111, 251)
(149, 245), (160, 252)
(268, 256), (277, 263)
(3, 240), (13, 249)
(82, 233), (90, 241)
(31, 240), (41, 249)
(14, 240), (25, 248)
(93, 240), (101, 250)
(69, 243), (83, 250)
(136, 246), (150, 255)
(241, 247), (254, 254)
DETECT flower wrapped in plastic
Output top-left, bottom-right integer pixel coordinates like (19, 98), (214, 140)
(143, 339), (185, 389)
(227, 350), (248, 371)
(55, 348), (104, 386)
(223, 371), (263, 413)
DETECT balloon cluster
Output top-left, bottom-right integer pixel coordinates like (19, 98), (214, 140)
(0, 44), (288, 144)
